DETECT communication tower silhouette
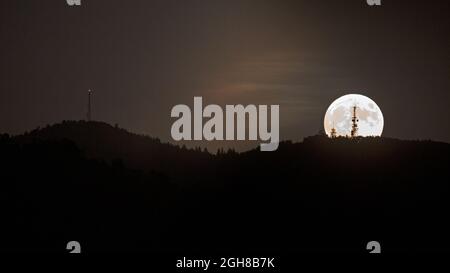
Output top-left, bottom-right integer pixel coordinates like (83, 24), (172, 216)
(87, 89), (92, 121)
(350, 105), (358, 138)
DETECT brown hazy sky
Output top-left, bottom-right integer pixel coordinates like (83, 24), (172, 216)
(1, 0), (449, 150)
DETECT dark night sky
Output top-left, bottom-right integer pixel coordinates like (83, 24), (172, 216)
(1, 0), (449, 151)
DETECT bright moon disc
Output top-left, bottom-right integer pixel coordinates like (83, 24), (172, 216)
(324, 94), (384, 137)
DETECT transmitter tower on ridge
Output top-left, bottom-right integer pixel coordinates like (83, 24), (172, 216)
(350, 105), (358, 138)
(87, 89), (92, 121)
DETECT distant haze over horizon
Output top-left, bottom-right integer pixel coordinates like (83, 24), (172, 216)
(1, 0), (449, 151)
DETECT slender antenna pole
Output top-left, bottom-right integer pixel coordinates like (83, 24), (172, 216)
(87, 89), (92, 121)
(351, 105), (358, 138)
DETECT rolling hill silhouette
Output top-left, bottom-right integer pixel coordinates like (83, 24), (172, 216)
(16, 121), (213, 184)
(1, 121), (449, 253)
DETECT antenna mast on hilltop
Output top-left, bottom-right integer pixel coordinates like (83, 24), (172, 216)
(87, 89), (92, 121)
(350, 105), (358, 138)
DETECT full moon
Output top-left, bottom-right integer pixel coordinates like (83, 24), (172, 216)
(324, 94), (384, 137)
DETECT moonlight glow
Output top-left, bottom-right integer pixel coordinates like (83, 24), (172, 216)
(324, 94), (384, 137)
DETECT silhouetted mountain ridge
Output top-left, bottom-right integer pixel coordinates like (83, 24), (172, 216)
(1, 120), (449, 252)
(14, 119), (450, 163)
(15, 120), (213, 182)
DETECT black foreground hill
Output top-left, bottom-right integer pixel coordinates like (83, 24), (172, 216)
(1, 120), (449, 252)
